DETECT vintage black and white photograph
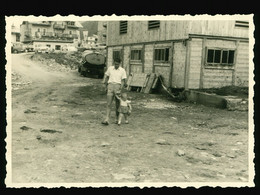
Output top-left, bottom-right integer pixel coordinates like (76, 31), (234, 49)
(5, 15), (255, 188)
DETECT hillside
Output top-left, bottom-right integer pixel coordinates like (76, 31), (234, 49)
(80, 21), (98, 36)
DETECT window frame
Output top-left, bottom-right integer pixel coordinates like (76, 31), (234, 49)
(113, 49), (122, 63)
(119, 21), (128, 35)
(148, 21), (160, 30)
(205, 47), (236, 67)
(154, 47), (170, 63)
(235, 20), (249, 28)
(130, 49), (143, 63)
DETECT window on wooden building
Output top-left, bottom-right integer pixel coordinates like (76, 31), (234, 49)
(235, 20), (249, 28)
(130, 49), (142, 62)
(154, 48), (169, 62)
(119, 21), (128, 34)
(148, 21), (160, 30)
(113, 50), (122, 62)
(206, 48), (235, 66)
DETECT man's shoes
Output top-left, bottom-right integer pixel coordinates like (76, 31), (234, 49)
(101, 121), (109, 125)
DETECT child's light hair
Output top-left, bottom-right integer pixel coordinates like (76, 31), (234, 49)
(121, 92), (127, 99)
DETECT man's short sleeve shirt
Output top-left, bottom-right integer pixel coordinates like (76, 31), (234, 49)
(105, 66), (127, 84)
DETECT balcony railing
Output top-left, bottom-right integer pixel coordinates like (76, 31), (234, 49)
(53, 23), (66, 30)
(67, 24), (78, 29)
(24, 31), (78, 42)
(31, 21), (52, 26)
(41, 32), (54, 37)
(62, 34), (78, 39)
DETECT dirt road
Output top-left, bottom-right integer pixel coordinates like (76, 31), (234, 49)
(9, 53), (250, 186)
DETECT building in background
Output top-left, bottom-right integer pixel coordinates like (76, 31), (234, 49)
(11, 24), (20, 44)
(97, 21), (107, 46)
(20, 21), (82, 52)
(106, 20), (249, 89)
(79, 21), (103, 48)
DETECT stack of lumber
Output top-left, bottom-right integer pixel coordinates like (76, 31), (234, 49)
(126, 73), (159, 93)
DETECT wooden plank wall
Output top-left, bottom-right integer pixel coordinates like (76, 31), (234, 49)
(107, 37), (249, 89)
(153, 43), (171, 87)
(188, 38), (203, 89)
(129, 44), (143, 74)
(235, 42), (249, 86)
(107, 20), (248, 47)
(143, 44), (154, 74)
(189, 20), (249, 38)
(203, 69), (233, 88)
(172, 42), (186, 88)
(107, 47), (113, 68)
(131, 64), (143, 74)
(203, 39), (236, 88)
(107, 21), (190, 46)
(206, 39), (236, 49)
(154, 66), (171, 87)
(123, 46), (130, 75)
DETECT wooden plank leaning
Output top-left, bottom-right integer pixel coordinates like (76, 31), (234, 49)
(144, 73), (157, 94)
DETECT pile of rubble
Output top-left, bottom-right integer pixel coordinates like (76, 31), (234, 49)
(30, 52), (82, 72)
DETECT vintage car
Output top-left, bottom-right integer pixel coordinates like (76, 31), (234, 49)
(24, 44), (34, 52)
(11, 43), (25, 53)
(78, 50), (106, 78)
(62, 45), (78, 52)
(35, 45), (50, 53)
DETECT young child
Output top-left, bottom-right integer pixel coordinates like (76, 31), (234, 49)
(115, 92), (132, 125)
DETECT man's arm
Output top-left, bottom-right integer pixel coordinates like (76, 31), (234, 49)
(121, 78), (127, 89)
(128, 103), (132, 111)
(121, 69), (127, 89)
(103, 67), (110, 85)
(103, 74), (109, 85)
(102, 74), (109, 92)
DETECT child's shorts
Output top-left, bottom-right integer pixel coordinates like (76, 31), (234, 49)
(118, 106), (129, 114)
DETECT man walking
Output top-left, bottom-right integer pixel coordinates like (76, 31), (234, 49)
(101, 58), (127, 125)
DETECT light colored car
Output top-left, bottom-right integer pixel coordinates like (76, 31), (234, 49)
(11, 43), (25, 53)
(35, 45), (50, 53)
(62, 45), (78, 52)
(24, 44), (34, 52)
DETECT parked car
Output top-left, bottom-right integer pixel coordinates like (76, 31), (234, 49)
(35, 45), (50, 53)
(24, 44), (34, 52)
(62, 45), (78, 52)
(11, 43), (25, 53)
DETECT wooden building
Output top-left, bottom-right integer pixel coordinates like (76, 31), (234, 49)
(106, 20), (249, 89)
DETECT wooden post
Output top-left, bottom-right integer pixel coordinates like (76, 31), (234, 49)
(199, 38), (206, 89)
(184, 39), (191, 90)
(152, 43), (155, 73)
(129, 45), (132, 74)
(106, 46), (109, 69)
(169, 41), (174, 88)
(232, 40), (240, 86)
(121, 46), (124, 68)
(142, 44), (145, 73)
